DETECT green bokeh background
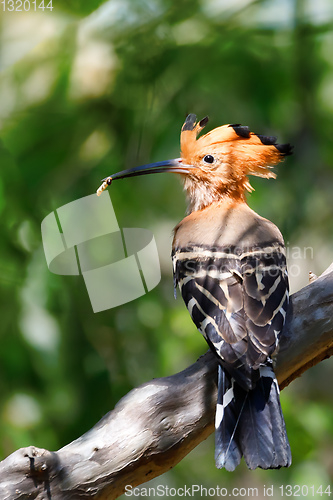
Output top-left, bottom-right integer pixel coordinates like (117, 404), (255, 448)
(0, 0), (332, 497)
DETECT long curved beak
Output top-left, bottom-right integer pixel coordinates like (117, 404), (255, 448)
(97, 158), (192, 195)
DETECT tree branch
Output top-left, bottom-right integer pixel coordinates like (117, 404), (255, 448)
(1, 266), (333, 500)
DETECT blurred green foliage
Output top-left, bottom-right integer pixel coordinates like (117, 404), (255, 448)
(0, 0), (333, 497)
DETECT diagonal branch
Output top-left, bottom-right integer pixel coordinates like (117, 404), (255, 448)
(1, 267), (333, 500)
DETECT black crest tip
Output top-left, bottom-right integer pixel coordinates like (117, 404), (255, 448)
(275, 143), (293, 156)
(256, 134), (278, 146)
(229, 124), (251, 138)
(182, 114), (197, 132)
(199, 116), (209, 128)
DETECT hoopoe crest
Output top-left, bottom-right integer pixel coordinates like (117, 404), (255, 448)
(180, 114), (292, 211)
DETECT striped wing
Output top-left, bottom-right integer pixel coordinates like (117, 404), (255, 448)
(173, 244), (289, 388)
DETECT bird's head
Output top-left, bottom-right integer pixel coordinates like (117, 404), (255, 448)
(97, 114), (292, 212)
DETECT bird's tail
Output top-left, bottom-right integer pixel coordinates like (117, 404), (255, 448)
(215, 364), (291, 471)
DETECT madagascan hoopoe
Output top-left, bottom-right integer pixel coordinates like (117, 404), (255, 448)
(97, 114), (293, 471)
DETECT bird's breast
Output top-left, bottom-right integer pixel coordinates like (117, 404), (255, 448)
(173, 200), (285, 252)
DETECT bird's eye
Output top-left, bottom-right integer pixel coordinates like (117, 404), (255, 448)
(203, 155), (215, 164)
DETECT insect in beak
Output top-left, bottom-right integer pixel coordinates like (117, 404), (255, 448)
(96, 158), (194, 195)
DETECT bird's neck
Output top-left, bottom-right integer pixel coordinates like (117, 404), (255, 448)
(183, 177), (247, 213)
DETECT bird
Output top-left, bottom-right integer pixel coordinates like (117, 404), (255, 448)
(97, 114), (293, 471)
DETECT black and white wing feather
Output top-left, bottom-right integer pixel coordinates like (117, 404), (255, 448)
(173, 243), (289, 387)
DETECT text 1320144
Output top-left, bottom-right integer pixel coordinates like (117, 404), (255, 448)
(1, 0), (53, 11)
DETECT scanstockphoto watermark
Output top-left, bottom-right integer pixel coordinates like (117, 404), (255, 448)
(41, 193), (314, 312)
(124, 484), (332, 497)
(124, 484), (266, 497)
(41, 193), (161, 313)
(179, 243), (313, 279)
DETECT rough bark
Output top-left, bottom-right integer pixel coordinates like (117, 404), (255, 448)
(1, 266), (333, 500)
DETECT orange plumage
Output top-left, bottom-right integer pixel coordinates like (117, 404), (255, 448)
(179, 115), (292, 211)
